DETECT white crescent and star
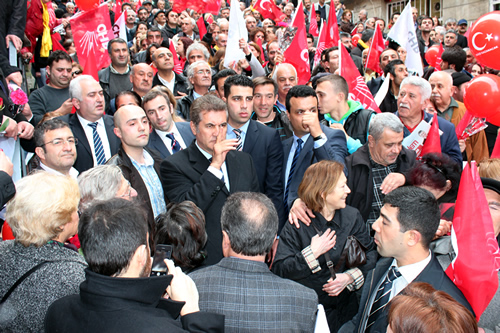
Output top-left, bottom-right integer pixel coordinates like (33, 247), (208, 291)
(259, 0), (272, 12)
(472, 32), (486, 51)
(301, 49), (308, 62)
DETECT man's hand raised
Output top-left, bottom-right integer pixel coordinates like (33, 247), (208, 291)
(210, 126), (238, 170)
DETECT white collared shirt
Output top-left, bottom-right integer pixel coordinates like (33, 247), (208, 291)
(390, 251), (433, 299)
(195, 141), (230, 191)
(77, 114), (112, 166)
(39, 162), (79, 180)
(156, 124), (187, 155)
(157, 73), (175, 94)
(226, 120), (250, 148)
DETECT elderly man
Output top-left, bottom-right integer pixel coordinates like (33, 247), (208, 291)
(45, 199), (224, 332)
(175, 17), (199, 41)
(143, 88), (194, 158)
(185, 42), (210, 65)
(151, 47), (188, 98)
(190, 192), (318, 331)
(272, 63), (297, 113)
(443, 29), (459, 48)
(125, 10), (137, 42)
(160, 94), (260, 266)
(58, 75), (120, 173)
(176, 61), (212, 120)
(429, 71), (488, 162)
(396, 76), (462, 165)
(33, 119), (78, 178)
(129, 63), (154, 98)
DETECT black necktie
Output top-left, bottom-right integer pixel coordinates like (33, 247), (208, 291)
(283, 138), (303, 212)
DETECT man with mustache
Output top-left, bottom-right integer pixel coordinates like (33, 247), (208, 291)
(129, 63), (154, 98)
(272, 63), (297, 113)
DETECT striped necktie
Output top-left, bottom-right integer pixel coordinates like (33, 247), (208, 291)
(233, 128), (242, 151)
(88, 122), (106, 165)
(166, 133), (181, 153)
(283, 138), (303, 212)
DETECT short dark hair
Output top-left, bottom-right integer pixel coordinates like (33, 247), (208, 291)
(361, 29), (374, 43)
(383, 186), (440, 249)
(78, 198), (149, 276)
(285, 85), (317, 113)
(441, 46), (466, 72)
(221, 192), (278, 256)
(147, 26), (162, 36)
(252, 76), (278, 95)
(121, 2), (133, 11)
(306, 33), (314, 41)
(47, 50), (72, 67)
(115, 90), (142, 109)
(391, 12), (401, 20)
(107, 38), (128, 55)
(190, 94), (227, 127)
(339, 32), (351, 40)
(316, 74), (349, 101)
(223, 74), (254, 99)
(324, 46), (339, 62)
(154, 201), (207, 269)
(34, 118), (71, 148)
(212, 68), (236, 91)
(384, 59), (405, 76)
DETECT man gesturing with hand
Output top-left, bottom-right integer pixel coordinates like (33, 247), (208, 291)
(160, 94), (260, 266)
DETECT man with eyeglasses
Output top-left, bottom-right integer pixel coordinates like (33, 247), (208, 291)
(33, 118), (79, 178)
(176, 61), (212, 121)
(29, 51), (74, 125)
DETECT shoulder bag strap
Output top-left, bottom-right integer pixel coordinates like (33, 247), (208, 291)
(310, 222), (337, 281)
(1, 261), (49, 303)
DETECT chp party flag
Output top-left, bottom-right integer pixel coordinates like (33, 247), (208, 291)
(420, 113), (442, 156)
(446, 161), (500, 319)
(313, 19), (326, 67)
(113, 0), (122, 17)
(324, 1), (340, 48)
(112, 10), (128, 42)
(135, 0), (142, 11)
(71, 3), (113, 72)
(283, 0), (310, 85)
(169, 40), (183, 75)
(339, 43), (380, 113)
(196, 17), (207, 41)
(365, 23), (385, 75)
(309, 6), (318, 37)
(253, 0), (286, 22)
(387, 2), (423, 76)
(224, 0), (248, 68)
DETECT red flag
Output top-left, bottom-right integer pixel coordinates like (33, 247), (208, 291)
(283, 0), (310, 85)
(207, 15), (214, 24)
(169, 40), (183, 75)
(70, 4), (113, 72)
(256, 37), (265, 62)
(51, 34), (66, 52)
(421, 113), (442, 156)
(135, 0), (142, 11)
(324, 2), (339, 48)
(446, 161), (500, 319)
(196, 17), (207, 41)
(83, 49), (99, 81)
(491, 134), (500, 158)
(339, 44), (380, 112)
(252, 0), (286, 22)
(308, 6), (318, 37)
(365, 24), (385, 75)
(172, 0), (221, 16)
(313, 19), (326, 67)
(113, 0), (122, 17)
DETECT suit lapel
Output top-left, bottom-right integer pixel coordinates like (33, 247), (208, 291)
(149, 130), (171, 157)
(103, 116), (119, 153)
(282, 137), (293, 170)
(242, 120), (258, 154)
(296, 136), (313, 168)
(187, 141), (211, 176)
(70, 115), (92, 155)
(225, 151), (238, 195)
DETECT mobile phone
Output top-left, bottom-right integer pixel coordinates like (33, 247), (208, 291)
(150, 244), (173, 277)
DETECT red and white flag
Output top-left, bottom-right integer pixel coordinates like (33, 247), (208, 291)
(365, 24), (385, 76)
(308, 7), (318, 37)
(283, 0), (310, 85)
(420, 113), (442, 156)
(135, 0), (142, 11)
(339, 43), (380, 113)
(172, 0), (221, 16)
(324, 2), (339, 48)
(70, 4), (113, 73)
(112, 10), (128, 41)
(252, 0), (286, 22)
(313, 19), (326, 67)
(446, 161), (500, 320)
(169, 40), (183, 75)
(113, 0), (122, 17)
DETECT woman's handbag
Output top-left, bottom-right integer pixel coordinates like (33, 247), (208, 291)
(338, 235), (367, 269)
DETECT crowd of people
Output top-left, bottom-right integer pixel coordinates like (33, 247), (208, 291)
(0, 0), (499, 332)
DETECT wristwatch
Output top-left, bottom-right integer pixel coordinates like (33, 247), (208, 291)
(313, 133), (326, 141)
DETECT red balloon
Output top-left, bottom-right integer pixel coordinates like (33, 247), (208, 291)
(75, 0), (99, 11)
(425, 46), (440, 67)
(468, 11), (500, 70)
(463, 74), (500, 121)
(352, 34), (361, 47)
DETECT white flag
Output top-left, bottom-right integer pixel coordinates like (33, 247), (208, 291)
(223, 0), (248, 68)
(112, 11), (128, 42)
(387, 2), (423, 76)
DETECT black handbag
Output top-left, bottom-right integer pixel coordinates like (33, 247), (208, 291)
(338, 235), (367, 269)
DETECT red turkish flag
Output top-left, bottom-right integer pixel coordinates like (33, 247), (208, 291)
(308, 6), (318, 37)
(172, 0), (221, 16)
(135, 0), (142, 11)
(169, 40), (183, 75)
(71, 4), (112, 73)
(421, 113), (442, 156)
(283, 0), (310, 85)
(313, 19), (326, 67)
(196, 17), (207, 40)
(324, 2), (339, 48)
(365, 24), (385, 75)
(446, 161), (500, 319)
(253, 0), (286, 22)
(339, 44), (380, 112)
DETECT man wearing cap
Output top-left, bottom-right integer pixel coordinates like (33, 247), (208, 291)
(153, 10), (167, 30)
(457, 19), (468, 36)
(451, 71), (470, 103)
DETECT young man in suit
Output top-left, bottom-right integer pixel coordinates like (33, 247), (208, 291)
(160, 94), (260, 266)
(143, 87), (194, 159)
(58, 75), (120, 173)
(339, 186), (473, 332)
(223, 75), (286, 230)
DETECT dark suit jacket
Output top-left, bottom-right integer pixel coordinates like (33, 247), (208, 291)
(160, 141), (260, 265)
(339, 253), (474, 333)
(146, 122), (194, 159)
(152, 72), (189, 97)
(242, 120), (286, 231)
(58, 114), (121, 174)
(282, 125), (348, 209)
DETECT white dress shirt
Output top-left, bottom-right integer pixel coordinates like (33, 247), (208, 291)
(155, 124), (187, 155)
(77, 114), (112, 166)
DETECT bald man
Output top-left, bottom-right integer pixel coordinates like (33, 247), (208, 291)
(429, 71), (488, 162)
(129, 63), (154, 98)
(107, 105), (166, 239)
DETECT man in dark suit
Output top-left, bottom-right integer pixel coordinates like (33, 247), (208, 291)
(160, 94), (260, 266)
(151, 47), (189, 98)
(143, 88), (194, 159)
(283, 85), (347, 215)
(58, 75), (120, 173)
(339, 187), (473, 333)
(190, 192), (318, 332)
(223, 75), (286, 229)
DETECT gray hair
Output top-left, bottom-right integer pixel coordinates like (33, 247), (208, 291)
(186, 42), (210, 62)
(400, 76), (432, 103)
(217, 18), (229, 26)
(360, 9), (368, 16)
(435, 26), (446, 37)
(445, 18), (457, 26)
(78, 165), (125, 211)
(186, 60), (210, 89)
(271, 63), (297, 82)
(369, 113), (404, 141)
(69, 75), (95, 101)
